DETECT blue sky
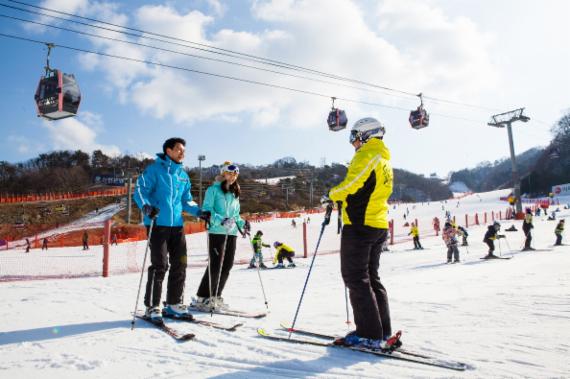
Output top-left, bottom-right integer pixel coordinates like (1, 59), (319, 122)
(0, 0), (568, 176)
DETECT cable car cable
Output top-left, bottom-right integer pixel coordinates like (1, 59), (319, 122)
(0, 31), (488, 123)
(0, 13), (419, 101)
(1, 0), (502, 112)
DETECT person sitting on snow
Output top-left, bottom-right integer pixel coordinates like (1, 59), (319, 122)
(249, 231), (270, 269)
(554, 220), (565, 246)
(483, 221), (505, 259)
(273, 241), (296, 268)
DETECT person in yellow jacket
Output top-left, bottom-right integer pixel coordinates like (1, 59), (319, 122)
(272, 241), (296, 268)
(325, 117), (395, 350)
(408, 222), (423, 250)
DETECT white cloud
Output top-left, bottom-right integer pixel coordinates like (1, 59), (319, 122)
(41, 112), (120, 156)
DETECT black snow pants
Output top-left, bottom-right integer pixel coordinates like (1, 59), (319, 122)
(144, 226), (187, 308)
(197, 234), (237, 298)
(413, 236), (422, 249)
(276, 250), (295, 264)
(555, 234), (562, 245)
(340, 225), (391, 340)
(484, 239), (495, 254)
(523, 224), (532, 249)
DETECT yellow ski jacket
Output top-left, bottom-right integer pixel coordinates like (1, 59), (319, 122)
(329, 138), (393, 229)
(273, 243), (295, 264)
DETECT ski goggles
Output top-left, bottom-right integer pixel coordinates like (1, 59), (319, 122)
(221, 164), (239, 174)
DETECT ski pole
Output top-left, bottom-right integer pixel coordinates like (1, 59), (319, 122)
(498, 238), (502, 257)
(131, 218), (155, 330)
(289, 203), (333, 339)
(246, 231), (269, 311)
(337, 201), (350, 327)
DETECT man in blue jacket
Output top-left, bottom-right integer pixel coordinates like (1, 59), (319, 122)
(134, 137), (206, 320)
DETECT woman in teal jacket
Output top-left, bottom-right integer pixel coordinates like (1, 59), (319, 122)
(193, 162), (246, 311)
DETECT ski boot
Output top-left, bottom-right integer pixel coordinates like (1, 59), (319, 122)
(260, 263), (268, 269)
(145, 306), (163, 323)
(287, 262), (296, 268)
(163, 303), (193, 320)
(275, 263), (285, 269)
(213, 297), (230, 311)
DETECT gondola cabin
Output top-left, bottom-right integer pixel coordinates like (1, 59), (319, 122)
(409, 106), (429, 130)
(34, 70), (81, 121)
(327, 108), (348, 131)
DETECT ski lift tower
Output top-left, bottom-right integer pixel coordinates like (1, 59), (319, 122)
(488, 108), (530, 217)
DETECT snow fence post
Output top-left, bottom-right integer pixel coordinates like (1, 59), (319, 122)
(475, 213), (479, 225)
(303, 221), (308, 258)
(389, 220), (394, 245)
(484, 212), (487, 224)
(465, 214), (468, 228)
(102, 219), (112, 277)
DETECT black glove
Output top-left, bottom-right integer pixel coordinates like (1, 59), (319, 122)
(198, 210), (211, 223)
(498, 235), (505, 239)
(221, 217), (236, 231)
(142, 204), (160, 219)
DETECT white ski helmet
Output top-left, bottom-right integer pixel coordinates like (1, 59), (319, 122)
(349, 117), (385, 144)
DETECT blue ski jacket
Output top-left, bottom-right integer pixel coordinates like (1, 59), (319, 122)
(134, 153), (201, 227)
(202, 180), (245, 236)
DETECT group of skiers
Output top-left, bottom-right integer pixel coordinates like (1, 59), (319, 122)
(247, 230), (297, 269)
(133, 118), (398, 351)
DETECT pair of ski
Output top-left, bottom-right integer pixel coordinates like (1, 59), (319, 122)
(135, 307), (266, 341)
(257, 323), (469, 372)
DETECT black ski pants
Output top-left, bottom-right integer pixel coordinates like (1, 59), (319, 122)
(197, 234), (237, 298)
(276, 250), (295, 264)
(484, 239), (495, 254)
(413, 236), (422, 249)
(555, 234), (562, 245)
(523, 225), (532, 249)
(144, 226), (187, 308)
(340, 225), (391, 340)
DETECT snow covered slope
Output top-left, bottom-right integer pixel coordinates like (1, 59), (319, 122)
(1, 190), (569, 378)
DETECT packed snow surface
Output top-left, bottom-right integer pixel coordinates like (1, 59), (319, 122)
(1, 190), (569, 378)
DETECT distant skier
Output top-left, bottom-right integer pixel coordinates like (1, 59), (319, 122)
(82, 231), (89, 250)
(554, 220), (565, 246)
(457, 225), (469, 246)
(483, 221), (505, 259)
(111, 233), (118, 246)
(522, 208), (535, 251)
(433, 217), (441, 236)
(25, 238), (31, 253)
(442, 221), (460, 263)
(272, 241), (296, 268)
(41, 238), (48, 251)
(408, 222), (423, 250)
(249, 230), (269, 269)
(291, 219), (297, 228)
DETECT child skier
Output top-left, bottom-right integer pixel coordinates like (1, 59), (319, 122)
(554, 219), (565, 246)
(522, 208), (535, 251)
(272, 241), (296, 268)
(408, 222), (423, 250)
(249, 231), (270, 269)
(457, 225), (469, 246)
(442, 221), (460, 263)
(483, 221), (505, 259)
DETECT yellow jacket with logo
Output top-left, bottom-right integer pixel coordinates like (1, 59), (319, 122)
(273, 243), (295, 264)
(329, 138), (393, 229)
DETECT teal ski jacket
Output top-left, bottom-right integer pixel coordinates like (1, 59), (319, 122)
(134, 153), (201, 227)
(202, 180), (245, 236)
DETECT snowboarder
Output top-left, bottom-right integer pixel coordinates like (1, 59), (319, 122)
(41, 237), (48, 251)
(82, 231), (89, 250)
(25, 238), (30, 253)
(483, 221), (505, 258)
(522, 208), (535, 251)
(408, 222), (423, 250)
(326, 117), (395, 350)
(554, 219), (564, 246)
(272, 241), (296, 268)
(442, 221), (460, 263)
(457, 225), (469, 246)
(249, 230), (270, 269)
(192, 161), (246, 312)
(133, 137), (204, 321)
